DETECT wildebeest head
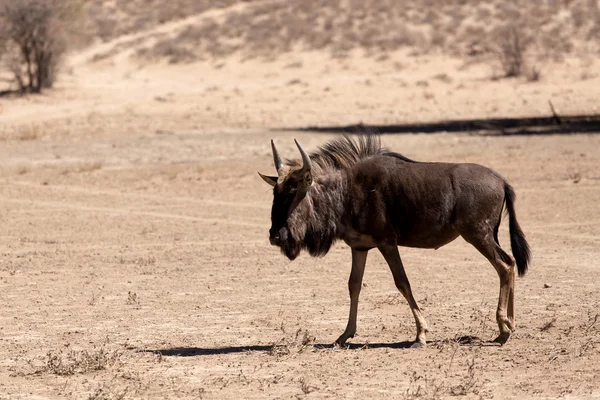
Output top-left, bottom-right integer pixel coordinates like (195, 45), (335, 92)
(258, 139), (313, 260)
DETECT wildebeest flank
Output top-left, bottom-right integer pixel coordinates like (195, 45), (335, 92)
(259, 135), (531, 346)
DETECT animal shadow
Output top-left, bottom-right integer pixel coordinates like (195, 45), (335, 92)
(140, 336), (498, 357)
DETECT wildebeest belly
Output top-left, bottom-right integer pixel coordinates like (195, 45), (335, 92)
(388, 196), (460, 249)
(339, 215), (459, 250)
(395, 225), (460, 249)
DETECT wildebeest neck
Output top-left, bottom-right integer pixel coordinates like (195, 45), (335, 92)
(286, 172), (346, 258)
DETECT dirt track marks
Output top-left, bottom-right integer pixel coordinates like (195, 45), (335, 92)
(0, 196), (265, 229)
(7, 180), (269, 210)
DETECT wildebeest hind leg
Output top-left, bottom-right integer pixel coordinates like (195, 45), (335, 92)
(378, 244), (428, 346)
(463, 234), (515, 345)
(336, 249), (368, 346)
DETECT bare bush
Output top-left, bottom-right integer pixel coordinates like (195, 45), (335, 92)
(0, 0), (78, 93)
(14, 343), (123, 376)
(492, 24), (532, 78)
(269, 327), (315, 358)
(525, 64), (542, 82)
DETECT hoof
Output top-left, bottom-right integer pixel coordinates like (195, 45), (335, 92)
(334, 333), (354, 347)
(493, 331), (511, 345)
(410, 341), (425, 349)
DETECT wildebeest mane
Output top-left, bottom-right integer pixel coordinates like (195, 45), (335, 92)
(287, 135), (416, 173)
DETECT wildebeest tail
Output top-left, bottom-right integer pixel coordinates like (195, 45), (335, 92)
(504, 183), (530, 277)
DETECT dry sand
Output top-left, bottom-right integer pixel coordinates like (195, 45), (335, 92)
(1, 8), (600, 398)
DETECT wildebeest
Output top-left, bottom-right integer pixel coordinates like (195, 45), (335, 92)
(258, 135), (530, 346)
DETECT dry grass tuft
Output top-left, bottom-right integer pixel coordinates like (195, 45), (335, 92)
(449, 358), (480, 396)
(126, 291), (140, 306)
(402, 371), (446, 400)
(87, 383), (130, 400)
(61, 161), (104, 175)
(402, 356), (482, 400)
(269, 327), (315, 358)
(17, 343), (123, 376)
(0, 124), (45, 141)
(540, 317), (558, 332)
(299, 376), (316, 395)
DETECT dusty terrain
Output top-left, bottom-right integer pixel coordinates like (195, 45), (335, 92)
(2, 122), (600, 400)
(2, 1), (600, 399)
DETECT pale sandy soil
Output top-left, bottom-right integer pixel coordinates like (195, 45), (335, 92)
(1, 10), (600, 399)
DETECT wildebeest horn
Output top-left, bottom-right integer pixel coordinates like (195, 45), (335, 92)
(294, 139), (312, 172)
(271, 139), (283, 173)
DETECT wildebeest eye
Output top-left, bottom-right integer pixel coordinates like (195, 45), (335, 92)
(281, 183), (297, 195)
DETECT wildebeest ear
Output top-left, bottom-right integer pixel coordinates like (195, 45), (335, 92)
(258, 172), (277, 187)
(299, 170), (312, 188)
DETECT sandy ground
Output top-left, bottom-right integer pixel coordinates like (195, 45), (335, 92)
(1, 29), (600, 400)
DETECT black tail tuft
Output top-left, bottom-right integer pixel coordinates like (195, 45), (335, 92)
(504, 183), (531, 277)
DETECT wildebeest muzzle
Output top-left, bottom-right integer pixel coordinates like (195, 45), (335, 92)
(269, 227), (288, 246)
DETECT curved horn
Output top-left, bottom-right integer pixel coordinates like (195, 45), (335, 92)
(294, 139), (312, 172)
(271, 139), (283, 172)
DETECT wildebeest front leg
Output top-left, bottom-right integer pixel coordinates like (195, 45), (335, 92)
(378, 244), (428, 346)
(335, 249), (368, 346)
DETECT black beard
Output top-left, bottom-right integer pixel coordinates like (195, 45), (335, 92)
(279, 236), (301, 260)
(276, 229), (335, 261)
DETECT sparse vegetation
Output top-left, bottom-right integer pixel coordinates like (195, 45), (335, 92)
(87, 383), (130, 400)
(526, 64), (542, 82)
(299, 376), (316, 395)
(0, 123), (44, 141)
(449, 358), (479, 396)
(18, 343), (123, 376)
(125, 0), (600, 70)
(61, 161), (103, 175)
(492, 24), (534, 78)
(269, 328), (315, 358)
(402, 371), (446, 400)
(540, 317), (558, 332)
(402, 356), (482, 400)
(126, 291), (140, 306)
(82, 0), (241, 41)
(0, 0), (80, 94)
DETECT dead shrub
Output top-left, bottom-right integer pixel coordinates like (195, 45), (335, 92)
(269, 328), (315, 358)
(126, 291), (140, 306)
(526, 64), (542, 82)
(46, 346), (122, 376)
(449, 358), (480, 396)
(0, 0), (79, 93)
(492, 24), (533, 78)
(87, 383), (130, 400)
(17, 343), (123, 376)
